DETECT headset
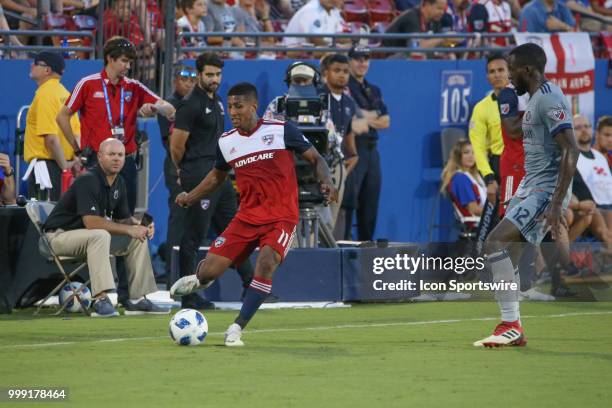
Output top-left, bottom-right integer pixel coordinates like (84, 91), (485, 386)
(284, 61), (321, 88)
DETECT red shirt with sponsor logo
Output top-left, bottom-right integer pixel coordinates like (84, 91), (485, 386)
(215, 119), (312, 225)
(65, 69), (159, 154)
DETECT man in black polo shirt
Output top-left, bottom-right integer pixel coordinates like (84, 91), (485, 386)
(43, 138), (169, 317)
(344, 46), (390, 241)
(157, 63), (197, 279)
(170, 52), (254, 309)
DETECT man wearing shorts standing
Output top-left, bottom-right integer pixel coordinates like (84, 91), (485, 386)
(474, 43), (579, 347)
(171, 82), (337, 347)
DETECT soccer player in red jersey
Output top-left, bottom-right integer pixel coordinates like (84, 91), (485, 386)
(171, 82), (337, 346)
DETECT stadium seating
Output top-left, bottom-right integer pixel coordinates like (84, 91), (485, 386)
(368, 0), (396, 24)
(343, 0), (370, 24)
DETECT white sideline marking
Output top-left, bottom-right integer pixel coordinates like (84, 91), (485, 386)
(2, 311), (612, 350)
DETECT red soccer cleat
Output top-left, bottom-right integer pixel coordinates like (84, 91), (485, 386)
(473, 321), (527, 348)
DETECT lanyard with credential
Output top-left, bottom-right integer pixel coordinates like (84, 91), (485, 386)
(101, 80), (124, 129)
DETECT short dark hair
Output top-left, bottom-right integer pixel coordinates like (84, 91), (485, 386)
(422, 0), (440, 5)
(195, 52), (224, 73)
(320, 53), (349, 73)
(103, 36), (136, 66)
(486, 53), (507, 69)
(228, 82), (258, 100)
(596, 115), (612, 132)
(509, 43), (547, 73)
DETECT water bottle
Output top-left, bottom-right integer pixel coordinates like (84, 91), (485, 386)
(61, 37), (70, 59)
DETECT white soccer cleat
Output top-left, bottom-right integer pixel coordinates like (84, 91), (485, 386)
(520, 288), (555, 301)
(170, 275), (213, 297)
(473, 321), (527, 348)
(224, 323), (245, 347)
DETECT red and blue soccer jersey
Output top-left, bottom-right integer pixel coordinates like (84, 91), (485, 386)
(215, 119), (312, 225)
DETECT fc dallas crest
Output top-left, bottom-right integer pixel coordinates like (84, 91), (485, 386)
(262, 134), (274, 145)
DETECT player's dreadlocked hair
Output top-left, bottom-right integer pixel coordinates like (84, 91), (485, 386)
(509, 43), (547, 73)
(228, 82), (258, 101)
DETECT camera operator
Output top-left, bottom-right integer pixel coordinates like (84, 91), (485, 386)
(264, 62), (319, 121)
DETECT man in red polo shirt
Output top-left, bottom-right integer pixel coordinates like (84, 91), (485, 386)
(56, 36), (175, 213)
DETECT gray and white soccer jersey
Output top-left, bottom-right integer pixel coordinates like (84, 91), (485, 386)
(514, 81), (573, 199)
(506, 81), (573, 245)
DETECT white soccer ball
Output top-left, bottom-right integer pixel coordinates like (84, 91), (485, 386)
(58, 282), (92, 313)
(169, 309), (208, 346)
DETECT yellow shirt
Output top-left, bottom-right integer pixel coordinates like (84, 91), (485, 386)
(468, 92), (504, 178)
(24, 78), (81, 163)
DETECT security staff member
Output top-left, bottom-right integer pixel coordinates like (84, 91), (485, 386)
(56, 36), (176, 214)
(157, 63), (197, 278)
(170, 52), (254, 309)
(345, 46), (390, 241)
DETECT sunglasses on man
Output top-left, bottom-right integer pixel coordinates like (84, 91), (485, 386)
(178, 70), (197, 79)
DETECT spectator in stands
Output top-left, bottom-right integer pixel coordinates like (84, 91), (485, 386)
(177, 0), (210, 57)
(42, 138), (170, 317)
(468, 0), (514, 46)
(594, 115), (612, 169)
(574, 115), (612, 232)
(591, 0), (612, 16)
(383, 0), (449, 54)
(0, 4), (23, 56)
(269, 0), (294, 19)
(235, 0), (274, 34)
(234, 0), (276, 58)
(0, 0), (36, 44)
(283, 0), (346, 54)
(103, 0), (145, 46)
(395, 0), (421, 11)
(0, 152), (15, 205)
(566, 194), (597, 242)
(24, 52), (81, 202)
(444, 0), (471, 33)
(519, 0), (576, 32)
(206, 0), (246, 56)
(440, 139), (487, 218)
(570, 115), (612, 262)
(562, 0), (610, 31)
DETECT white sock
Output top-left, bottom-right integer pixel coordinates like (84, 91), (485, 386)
(489, 250), (521, 322)
(499, 300), (520, 322)
(129, 297), (145, 303)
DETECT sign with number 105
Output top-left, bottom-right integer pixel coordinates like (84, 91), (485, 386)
(440, 71), (472, 126)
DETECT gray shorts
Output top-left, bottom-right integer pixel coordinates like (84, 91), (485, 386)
(505, 191), (555, 245)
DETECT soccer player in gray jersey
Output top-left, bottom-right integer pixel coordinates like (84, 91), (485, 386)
(474, 43), (579, 348)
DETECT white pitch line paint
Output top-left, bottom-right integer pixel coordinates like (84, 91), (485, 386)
(2, 311), (611, 350)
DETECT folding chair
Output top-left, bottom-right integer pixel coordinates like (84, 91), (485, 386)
(441, 127), (467, 164)
(25, 201), (91, 316)
(450, 199), (481, 240)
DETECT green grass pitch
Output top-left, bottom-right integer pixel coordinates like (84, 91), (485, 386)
(1, 302), (611, 407)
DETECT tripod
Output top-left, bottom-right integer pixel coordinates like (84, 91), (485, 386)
(296, 205), (338, 248)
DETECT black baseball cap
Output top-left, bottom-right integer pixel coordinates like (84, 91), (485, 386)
(33, 51), (65, 75)
(348, 45), (371, 59)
